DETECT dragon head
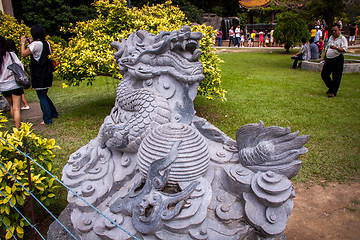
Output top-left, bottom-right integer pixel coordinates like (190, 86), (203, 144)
(111, 26), (204, 84)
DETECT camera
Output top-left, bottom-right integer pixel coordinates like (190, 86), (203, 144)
(26, 38), (30, 43)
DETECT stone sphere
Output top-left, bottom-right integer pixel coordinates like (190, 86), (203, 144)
(137, 123), (210, 183)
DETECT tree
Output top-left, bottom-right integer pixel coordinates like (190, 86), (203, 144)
(301, 0), (347, 29)
(273, 12), (309, 53)
(345, 0), (360, 24)
(273, 0), (351, 28)
(54, 0), (225, 100)
(12, 0), (97, 37)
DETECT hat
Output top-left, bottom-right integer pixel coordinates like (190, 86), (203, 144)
(315, 26), (320, 29)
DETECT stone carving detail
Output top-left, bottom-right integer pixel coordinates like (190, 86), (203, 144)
(55, 26), (310, 240)
(137, 123), (210, 183)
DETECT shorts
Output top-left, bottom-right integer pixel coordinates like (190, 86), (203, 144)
(1, 88), (24, 98)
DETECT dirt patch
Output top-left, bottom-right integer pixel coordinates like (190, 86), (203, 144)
(286, 182), (360, 240)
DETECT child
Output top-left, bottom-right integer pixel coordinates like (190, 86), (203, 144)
(259, 30), (264, 47)
(316, 38), (324, 58)
(265, 35), (269, 47)
(240, 33), (245, 47)
(248, 33), (253, 47)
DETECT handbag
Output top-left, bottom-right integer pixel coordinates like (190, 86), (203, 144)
(7, 53), (31, 89)
(51, 59), (60, 70)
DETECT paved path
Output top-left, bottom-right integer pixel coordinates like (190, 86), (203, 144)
(20, 101), (48, 131)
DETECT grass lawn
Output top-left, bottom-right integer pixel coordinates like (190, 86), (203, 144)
(195, 50), (360, 183)
(4, 50), (359, 186)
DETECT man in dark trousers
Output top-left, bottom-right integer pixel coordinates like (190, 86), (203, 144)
(321, 23), (348, 98)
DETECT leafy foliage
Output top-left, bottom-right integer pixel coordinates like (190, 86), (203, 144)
(0, 12), (30, 61)
(270, 0), (353, 27)
(273, 12), (309, 53)
(300, 0), (347, 28)
(12, 0), (98, 37)
(54, 0), (225, 99)
(192, 25), (225, 100)
(131, 0), (204, 23)
(0, 114), (59, 239)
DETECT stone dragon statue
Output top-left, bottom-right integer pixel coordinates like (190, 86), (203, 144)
(49, 26), (310, 240)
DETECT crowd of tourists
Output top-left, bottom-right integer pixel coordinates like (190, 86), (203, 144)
(217, 19), (354, 99)
(218, 27), (276, 48)
(217, 19), (358, 49)
(291, 19), (357, 69)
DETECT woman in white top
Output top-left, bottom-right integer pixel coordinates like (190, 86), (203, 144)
(21, 25), (58, 125)
(0, 35), (24, 128)
(228, 26), (235, 47)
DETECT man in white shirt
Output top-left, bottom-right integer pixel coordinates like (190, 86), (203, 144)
(321, 23), (348, 98)
(235, 25), (241, 47)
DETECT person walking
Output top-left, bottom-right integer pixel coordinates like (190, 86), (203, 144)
(270, 29), (274, 47)
(316, 38), (324, 58)
(349, 24), (356, 46)
(251, 30), (257, 47)
(0, 36), (23, 129)
(218, 29), (223, 46)
(314, 26), (322, 43)
(235, 25), (241, 47)
(21, 25), (58, 124)
(240, 33), (245, 47)
(247, 32), (253, 47)
(259, 30), (264, 47)
(6, 39), (30, 110)
(321, 23), (348, 98)
(228, 26), (235, 47)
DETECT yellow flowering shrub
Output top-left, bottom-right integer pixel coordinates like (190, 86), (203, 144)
(55, 0), (225, 99)
(0, 114), (59, 239)
(0, 12), (31, 64)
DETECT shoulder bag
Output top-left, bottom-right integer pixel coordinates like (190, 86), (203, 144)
(7, 53), (31, 89)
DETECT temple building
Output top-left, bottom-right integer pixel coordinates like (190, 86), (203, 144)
(239, 0), (279, 24)
(239, 0), (279, 33)
(239, 0), (276, 9)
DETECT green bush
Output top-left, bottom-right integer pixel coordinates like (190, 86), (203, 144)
(0, 12), (31, 64)
(0, 113), (59, 239)
(54, 0), (225, 100)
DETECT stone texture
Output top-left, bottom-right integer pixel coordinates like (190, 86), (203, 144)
(302, 59), (360, 73)
(48, 26), (310, 240)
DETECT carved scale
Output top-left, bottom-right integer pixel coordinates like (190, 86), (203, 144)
(57, 26), (310, 240)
